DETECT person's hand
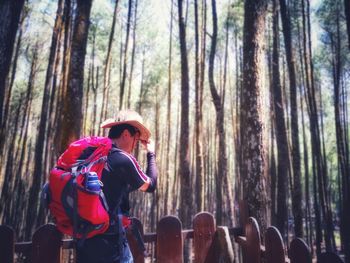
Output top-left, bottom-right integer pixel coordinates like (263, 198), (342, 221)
(141, 139), (155, 153)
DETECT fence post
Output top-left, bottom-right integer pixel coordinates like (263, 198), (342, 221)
(216, 226), (235, 262)
(239, 200), (249, 232)
(31, 224), (62, 263)
(264, 226), (285, 263)
(127, 217), (145, 263)
(0, 225), (14, 263)
(156, 216), (183, 263)
(289, 238), (312, 263)
(193, 212), (216, 263)
(244, 217), (261, 263)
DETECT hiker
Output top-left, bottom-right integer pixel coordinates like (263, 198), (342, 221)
(76, 109), (158, 263)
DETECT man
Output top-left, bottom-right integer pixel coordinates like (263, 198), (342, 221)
(76, 109), (158, 263)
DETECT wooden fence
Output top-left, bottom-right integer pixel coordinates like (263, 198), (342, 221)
(0, 211), (344, 262)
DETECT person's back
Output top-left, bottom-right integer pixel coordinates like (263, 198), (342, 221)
(76, 110), (157, 263)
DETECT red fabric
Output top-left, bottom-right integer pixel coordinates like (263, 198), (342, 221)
(122, 215), (132, 228)
(48, 137), (112, 238)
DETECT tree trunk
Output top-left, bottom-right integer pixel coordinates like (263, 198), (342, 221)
(272, 0), (289, 239)
(83, 55), (92, 135)
(119, 0), (133, 110)
(92, 66), (99, 134)
(177, 0), (192, 228)
(164, 0), (174, 216)
(54, 0), (72, 154)
(194, 0), (204, 213)
(25, 0), (65, 236)
(222, 4), (234, 225)
(0, 96), (23, 223)
(90, 29), (97, 135)
(240, 0), (268, 232)
(208, 0), (227, 225)
(0, 9), (27, 152)
(127, 0), (138, 109)
(59, 0), (92, 152)
(0, 0), (25, 128)
(279, 0), (303, 238)
(100, 0), (119, 127)
(344, 0), (350, 50)
(17, 45), (39, 239)
(332, 10), (350, 261)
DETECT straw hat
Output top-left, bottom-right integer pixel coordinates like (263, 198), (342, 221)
(101, 110), (151, 142)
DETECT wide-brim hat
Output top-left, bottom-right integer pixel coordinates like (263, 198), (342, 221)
(101, 110), (151, 142)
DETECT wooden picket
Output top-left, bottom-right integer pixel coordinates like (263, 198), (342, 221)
(319, 251), (344, 263)
(126, 217), (145, 263)
(215, 226), (235, 262)
(193, 212), (216, 263)
(156, 216), (183, 263)
(31, 224), (62, 263)
(264, 226), (285, 263)
(289, 238), (312, 263)
(244, 217), (262, 263)
(0, 225), (14, 263)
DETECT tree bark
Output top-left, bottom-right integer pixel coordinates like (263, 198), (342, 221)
(279, 0), (303, 238)
(164, 0), (174, 216)
(127, 0), (138, 110)
(331, 10), (350, 261)
(0, 0), (25, 128)
(59, 0), (92, 152)
(177, 0), (192, 228)
(194, 0), (204, 213)
(100, 0), (119, 127)
(209, 0), (227, 225)
(119, 0), (133, 110)
(344, 0), (350, 49)
(25, 0), (65, 235)
(54, 0), (72, 154)
(0, 95), (22, 223)
(272, 0), (289, 239)
(17, 45), (39, 239)
(0, 9), (27, 152)
(240, 0), (268, 232)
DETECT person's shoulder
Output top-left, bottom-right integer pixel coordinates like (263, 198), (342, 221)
(108, 147), (133, 164)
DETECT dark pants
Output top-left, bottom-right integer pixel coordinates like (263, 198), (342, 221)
(76, 233), (133, 263)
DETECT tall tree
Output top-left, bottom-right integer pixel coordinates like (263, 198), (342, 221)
(0, 8), (27, 153)
(279, 0), (303, 238)
(194, 0), (204, 212)
(344, 0), (350, 49)
(100, 0), (119, 127)
(0, 0), (25, 132)
(329, 2), (350, 259)
(164, 0), (174, 215)
(17, 44), (39, 239)
(177, 0), (193, 228)
(127, 0), (138, 109)
(307, 0), (336, 253)
(240, 0), (268, 231)
(208, 0), (227, 225)
(25, 0), (65, 236)
(272, 0), (289, 238)
(302, 0), (323, 254)
(59, 0), (93, 152)
(119, 0), (133, 109)
(54, 0), (73, 153)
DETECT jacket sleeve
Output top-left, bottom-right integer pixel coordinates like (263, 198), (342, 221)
(110, 150), (157, 192)
(145, 152), (157, 192)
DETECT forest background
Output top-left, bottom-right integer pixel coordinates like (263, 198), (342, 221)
(0, 0), (350, 262)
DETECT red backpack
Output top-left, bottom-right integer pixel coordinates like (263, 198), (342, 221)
(43, 136), (112, 239)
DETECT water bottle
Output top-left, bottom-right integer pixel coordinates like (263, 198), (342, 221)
(85, 172), (102, 194)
